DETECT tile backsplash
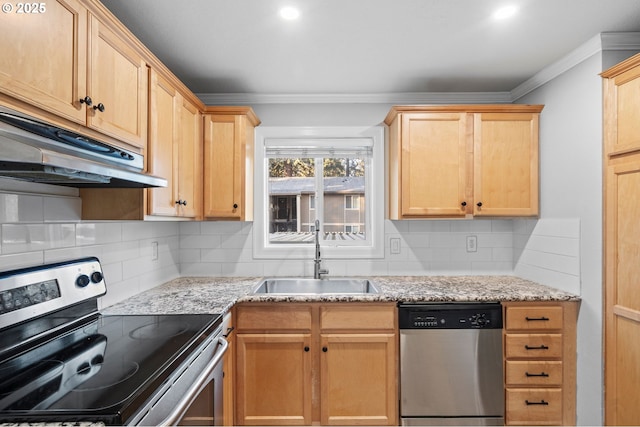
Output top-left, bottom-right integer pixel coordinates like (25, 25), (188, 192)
(0, 190), (581, 309)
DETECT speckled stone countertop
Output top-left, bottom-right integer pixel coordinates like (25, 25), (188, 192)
(101, 276), (580, 315)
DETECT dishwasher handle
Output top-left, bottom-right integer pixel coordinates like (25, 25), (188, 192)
(158, 336), (228, 426)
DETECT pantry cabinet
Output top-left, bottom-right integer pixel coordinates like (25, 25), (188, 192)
(203, 108), (260, 221)
(385, 105), (542, 219)
(0, 1), (148, 151)
(148, 70), (202, 218)
(502, 301), (578, 426)
(234, 303), (397, 426)
(602, 52), (640, 426)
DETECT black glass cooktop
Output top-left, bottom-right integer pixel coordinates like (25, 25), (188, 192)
(0, 313), (221, 424)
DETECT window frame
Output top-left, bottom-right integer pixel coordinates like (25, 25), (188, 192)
(253, 126), (384, 260)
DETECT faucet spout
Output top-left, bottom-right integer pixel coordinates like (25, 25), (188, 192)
(314, 219), (329, 279)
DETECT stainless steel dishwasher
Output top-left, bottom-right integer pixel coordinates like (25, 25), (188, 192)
(399, 302), (504, 426)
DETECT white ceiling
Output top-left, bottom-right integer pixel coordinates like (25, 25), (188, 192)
(102, 0), (640, 100)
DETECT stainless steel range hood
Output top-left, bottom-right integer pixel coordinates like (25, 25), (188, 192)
(0, 106), (167, 188)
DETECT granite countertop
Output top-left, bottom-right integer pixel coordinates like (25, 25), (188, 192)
(101, 275), (580, 316)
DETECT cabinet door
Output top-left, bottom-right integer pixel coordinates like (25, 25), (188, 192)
(88, 15), (148, 149)
(203, 114), (243, 219)
(400, 113), (469, 217)
(177, 97), (202, 218)
(320, 333), (397, 426)
(236, 333), (312, 426)
(0, 0), (87, 123)
(605, 156), (640, 425)
(148, 71), (178, 216)
(608, 65), (640, 154)
(473, 112), (539, 216)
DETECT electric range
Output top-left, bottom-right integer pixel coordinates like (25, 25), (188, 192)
(0, 257), (226, 425)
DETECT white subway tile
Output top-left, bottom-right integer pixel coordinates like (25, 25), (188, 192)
(0, 251), (44, 270)
(181, 262), (222, 276)
(76, 223), (122, 246)
(2, 223), (75, 254)
(0, 193), (43, 222)
(44, 196), (81, 222)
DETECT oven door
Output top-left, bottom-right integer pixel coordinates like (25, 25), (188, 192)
(128, 327), (228, 426)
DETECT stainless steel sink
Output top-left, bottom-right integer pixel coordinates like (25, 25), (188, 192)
(252, 278), (379, 295)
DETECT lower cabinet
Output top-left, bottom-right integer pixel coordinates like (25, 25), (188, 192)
(503, 301), (578, 426)
(234, 303), (398, 426)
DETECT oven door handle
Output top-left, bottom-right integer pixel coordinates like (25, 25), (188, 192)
(158, 336), (228, 427)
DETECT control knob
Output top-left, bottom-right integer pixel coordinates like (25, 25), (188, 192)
(76, 274), (90, 288)
(91, 271), (103, 283)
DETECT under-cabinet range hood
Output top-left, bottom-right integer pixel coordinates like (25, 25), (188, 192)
(0, 106), (167, 188)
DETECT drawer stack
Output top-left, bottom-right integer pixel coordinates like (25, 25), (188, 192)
(503, 302), (577, 426)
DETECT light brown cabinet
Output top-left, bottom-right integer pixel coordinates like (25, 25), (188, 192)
(148, 70), (202, 218)
(0, 0), (88, 124)
(234, 303), (398, 426)
(0, 2), (148, 151)
(385, 105), (542, 219)
(602, 52), (640, 426)
(503, 301), (578, 426)
(203, 107), (260, 221)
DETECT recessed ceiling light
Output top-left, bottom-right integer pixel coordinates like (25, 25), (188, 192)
(493, 5), (517, 20)
(279, 6), (300, 20)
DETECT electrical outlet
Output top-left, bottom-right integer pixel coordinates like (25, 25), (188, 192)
(151, 241), (158, 260)
(390, 237), (401, 254)
(466, 235), (477, 253)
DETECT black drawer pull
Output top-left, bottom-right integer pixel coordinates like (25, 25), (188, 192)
(223, 326), (235, 338)
(525, 371), (550, 377)
(525, 399), (549, 406)
(526, 316), (550, 321)
(525, 344), (549, 350)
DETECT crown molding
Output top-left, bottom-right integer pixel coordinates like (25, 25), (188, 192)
(511, 32), (640, 101)
(197, 32), (640, 106)
(196, 91), (512, 105)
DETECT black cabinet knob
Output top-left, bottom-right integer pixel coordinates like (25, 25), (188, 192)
(93, 103), (105, 112)
(233, 203), (238, 209)
(461, 201), (467, 207)
(322, 346), (328, 352)
(182, 200), (187, 206)
(304, 346), (310, 352)
(79, 96), (92, 106)
(476, 202), (483, 207)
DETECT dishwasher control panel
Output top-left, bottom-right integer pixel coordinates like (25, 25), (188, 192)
(398, 303), (502, 329)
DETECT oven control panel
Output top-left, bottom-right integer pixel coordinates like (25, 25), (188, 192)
(398, 303), (503, 329)
(0, 257), (106, 330)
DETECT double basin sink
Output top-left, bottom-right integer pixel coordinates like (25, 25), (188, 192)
(252, 277), (379, 295)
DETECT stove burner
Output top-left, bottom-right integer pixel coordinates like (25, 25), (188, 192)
(129, 321), (189, 340)
(70, 361), (139, 392)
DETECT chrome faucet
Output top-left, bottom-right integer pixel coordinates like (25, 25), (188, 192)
(314, 219), (329, 279)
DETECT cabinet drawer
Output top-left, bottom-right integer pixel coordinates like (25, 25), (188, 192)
(505, 361), (563, 386)
(236, 304), (312, 331)
(505, 306), (563, 331)
(505, 334), (563, 359)
(506, 388), (562, 425)
(320, 304), (395, 331)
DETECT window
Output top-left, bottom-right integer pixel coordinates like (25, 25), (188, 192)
(254, 126), (384, 259)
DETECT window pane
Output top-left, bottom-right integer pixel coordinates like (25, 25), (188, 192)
(268, 158), (315, 244)
(322, 158), (366, 242)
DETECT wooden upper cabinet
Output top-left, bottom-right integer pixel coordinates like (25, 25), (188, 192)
(388, 112), (469, 218)
(203, 108), (260, 221)
(473, 112), (540, 216)
(88, 14), (148, 149)
(602, 54), (640, 156)
(0, 0), (88, 123)
(148, 71), (178, 217)
(148, 70), (202, 218)
(385, 105), (542, 219)
(0, 3), (149, 151)
(177, 97), (203, 218)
